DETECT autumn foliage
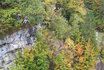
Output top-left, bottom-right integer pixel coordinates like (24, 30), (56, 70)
(9, 0), (102, 70)
(76, 44), (83, 55)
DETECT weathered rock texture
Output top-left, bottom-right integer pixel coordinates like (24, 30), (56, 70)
(0, 27), (36, 70)
(96, 56), (104, 70)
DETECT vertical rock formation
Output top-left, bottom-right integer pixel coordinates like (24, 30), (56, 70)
(0, 27), (36, 70)
(96, 56), (104, 70)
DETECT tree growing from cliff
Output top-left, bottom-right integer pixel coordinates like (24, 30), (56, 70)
(7, 0), (103, 70)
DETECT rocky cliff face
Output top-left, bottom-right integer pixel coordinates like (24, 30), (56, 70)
(0, 27), (36, 70)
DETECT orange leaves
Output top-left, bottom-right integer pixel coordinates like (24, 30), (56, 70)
(74, 39), (98, 69)
(22, 48), (34, 61)
(62, 43), (67, 49)
(75, 56), (84, 62)
(75, 44), (84, 63)
(76, 44), (83, 55)
(96, 0), (102, 5)
(79, 57), (84, 62)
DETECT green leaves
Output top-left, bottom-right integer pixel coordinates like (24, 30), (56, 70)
(0, 8), (20, 36)
(19, 0), (45, 24)
(0, 0), (45, 38)
(0, 0), (102, 70)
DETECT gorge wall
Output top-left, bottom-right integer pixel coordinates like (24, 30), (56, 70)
(0, 26), (37, 70)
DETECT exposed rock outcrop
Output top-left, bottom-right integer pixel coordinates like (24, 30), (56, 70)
(0, 27), (36, 70)
(96, 56), (104, 70)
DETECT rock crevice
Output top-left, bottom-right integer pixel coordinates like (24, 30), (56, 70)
(0, 27), (36, 69)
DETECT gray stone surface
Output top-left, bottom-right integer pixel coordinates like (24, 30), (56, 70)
(96, 57), (104, 70)
(0, 27), (36, 70)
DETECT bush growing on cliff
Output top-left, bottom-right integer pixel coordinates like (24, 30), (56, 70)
(0, 0), (45, 38)
(2, 0), (103, 70)
(10, 28), (98, 70)
(11, 29), (68, 70)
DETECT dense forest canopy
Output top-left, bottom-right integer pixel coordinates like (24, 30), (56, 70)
(0, 0), (104, 70)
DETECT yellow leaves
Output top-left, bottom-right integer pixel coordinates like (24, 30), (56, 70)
(22, 48), (34, 62)
(68, 2), (75, 8)
(62, 38), (76, 69)
(67, 63), (71, 67)
(64, 57), (73, 68)
(19, 27), (22, 30)
(65, 38), (74, 47)
(44, 0), (51, 3)
(35, 41), (40, 45)
(44, 0), (56, 4)
(29, 52), (34, 61)
(75, 7), (87, 15)
(68, 0), (86, 15)
(64, 38), (76, 57)
(45, 17), (50, 20)
(22, 55), (27, 58)
(55, 61), (60, 69)
(43, 0), (56, 8)
(41, 29), (53, 41)
(84, 40), (93, 56)
(24, 48), (31, 53)
(72, 13), (84, 23)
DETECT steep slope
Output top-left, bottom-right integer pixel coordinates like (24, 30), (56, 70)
(0, 27), (36, 69)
